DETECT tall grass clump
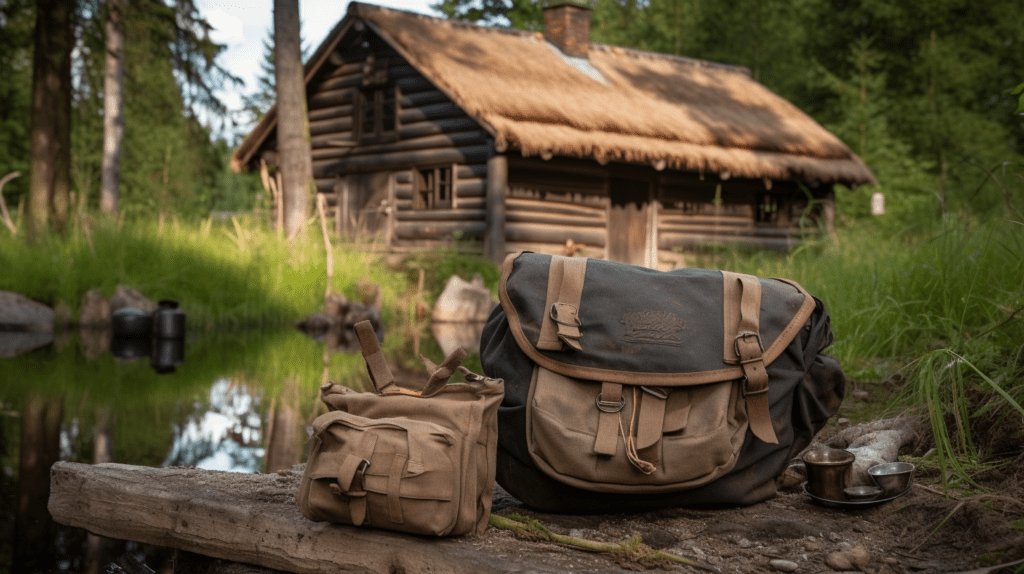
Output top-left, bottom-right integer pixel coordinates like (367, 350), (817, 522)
(0, 216), (413, 329)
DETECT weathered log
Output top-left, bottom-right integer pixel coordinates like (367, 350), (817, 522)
(506, 197), (605, 218)
(657, 232), (794, 251)
(309, 114), (353, 136)
(401, 90), (450, 109)
(308, 86), (358, 109)
(395, 117), (480, 141)
(504, 223), (606, 247)
(49, 462), (550, 574)
(308, 104), (351, 122)
(396, 76), (435, 94)
(505, 211), (604, 227)
(394, 220), (486, 240)
(398, 102), (463, 125)
(311, 131), (488, 162)
(394, 197), (486, 212)
(395, 208), (486, 222)
(315, 145), (492, 177)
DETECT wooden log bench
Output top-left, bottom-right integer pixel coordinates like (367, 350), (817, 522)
(48, 462), (564, 574)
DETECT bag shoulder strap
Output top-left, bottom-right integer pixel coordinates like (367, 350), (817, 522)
(722, 271), (779, 445)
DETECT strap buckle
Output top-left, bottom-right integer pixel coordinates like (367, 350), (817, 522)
(733, 330), (764, 358)
(596, 393), (626, 413)
(549, 302), (581, 329)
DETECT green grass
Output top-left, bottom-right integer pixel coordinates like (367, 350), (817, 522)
(0, 216), (414, 329)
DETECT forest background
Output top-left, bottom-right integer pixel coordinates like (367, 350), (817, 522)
(1, 0), (1023, 485)
(0, 0), (1022, 227)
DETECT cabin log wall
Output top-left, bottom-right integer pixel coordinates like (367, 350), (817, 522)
(297, 27), (493, 249)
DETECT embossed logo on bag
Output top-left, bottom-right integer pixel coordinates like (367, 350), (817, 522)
(620, 310), (685, 346)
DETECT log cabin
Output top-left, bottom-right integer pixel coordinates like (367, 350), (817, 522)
(232, 2), (876, 268)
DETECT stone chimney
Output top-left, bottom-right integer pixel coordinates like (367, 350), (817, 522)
(543, 3), (592, 58)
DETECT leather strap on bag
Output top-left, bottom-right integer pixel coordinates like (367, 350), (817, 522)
(355, 320), (395, 393)
(722, 272), (779, 444)
(537, 256), (587, 352)
(330, 432), (378, 525)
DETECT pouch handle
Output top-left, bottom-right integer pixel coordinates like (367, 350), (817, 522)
(354, 320), (396, 393)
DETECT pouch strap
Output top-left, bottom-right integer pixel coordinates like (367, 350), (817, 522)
(387, 453), (407, 524)
(332, 433), (377, 526)
(594, 382), (623, 456)
(420, 347), (468, 396)
(354, 320), (395, 393)
(537, 256), (587, 352)
(636, 386), (668, 451)
(723, 272), (778, 444)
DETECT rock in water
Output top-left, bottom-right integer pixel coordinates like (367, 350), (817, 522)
(0, 291), (53, 331)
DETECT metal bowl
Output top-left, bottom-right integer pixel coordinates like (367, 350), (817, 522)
(844, 485), (882, 501)
(869, 462), (915, 495)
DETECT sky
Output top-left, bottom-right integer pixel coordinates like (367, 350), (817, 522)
(196, 0), (441, 139)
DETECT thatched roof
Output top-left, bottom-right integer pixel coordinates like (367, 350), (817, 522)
(233, 2), (875, 186)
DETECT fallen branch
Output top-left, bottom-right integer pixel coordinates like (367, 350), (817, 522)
(489, 513), (714, 572)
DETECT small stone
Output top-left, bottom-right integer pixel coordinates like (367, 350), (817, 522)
(769, 559), (799, 572)
(837, 541), (852, 550)
(838, 418), (850, 425)
(851, 389), (870, 401)
(738, 538), (752, 548)
(826, 552), (854, 571)
(569, 529), (584, 539)
(828, 532), (843, 542)
(882, 557), (899, 565)
(641, 528), (677, 549)
(848, 546), (870, 570)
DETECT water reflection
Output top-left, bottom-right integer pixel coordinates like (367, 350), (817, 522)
(0, 320), (483, 572)
(162, 379), (264, 473)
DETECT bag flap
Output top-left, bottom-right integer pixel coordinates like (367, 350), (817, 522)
(497, 252), (815, 386)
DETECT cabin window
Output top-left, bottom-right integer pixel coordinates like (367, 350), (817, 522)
(358, 85), (399, 142)
(756, 193), (779, 224)
(414, 166), (454, 210)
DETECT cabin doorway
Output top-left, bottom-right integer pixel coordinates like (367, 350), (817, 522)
(336, 172), (389, 237)
(607, 177), (654, 267)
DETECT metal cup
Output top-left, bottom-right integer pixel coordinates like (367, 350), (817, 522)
(802, 448), (855, 501)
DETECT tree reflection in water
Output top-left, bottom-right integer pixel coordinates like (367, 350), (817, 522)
(162, 379), (264, 473)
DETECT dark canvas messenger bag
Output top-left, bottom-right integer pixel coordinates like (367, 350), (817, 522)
(480, 252), (845, 513)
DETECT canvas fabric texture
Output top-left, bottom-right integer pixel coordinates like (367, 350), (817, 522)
(296, 320), (503, 536)
(480, 252), (845, 513)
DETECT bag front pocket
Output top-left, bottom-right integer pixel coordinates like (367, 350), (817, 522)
(298, 410), (462, 536)
(526, 366), (748, 493)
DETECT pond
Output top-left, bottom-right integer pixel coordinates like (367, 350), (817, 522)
(0, 321), (486, 573)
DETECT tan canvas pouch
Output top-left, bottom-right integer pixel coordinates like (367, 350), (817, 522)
(296, 320), (503, 536)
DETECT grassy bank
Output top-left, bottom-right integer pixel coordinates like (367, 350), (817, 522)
(0, 217), (417, 329)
